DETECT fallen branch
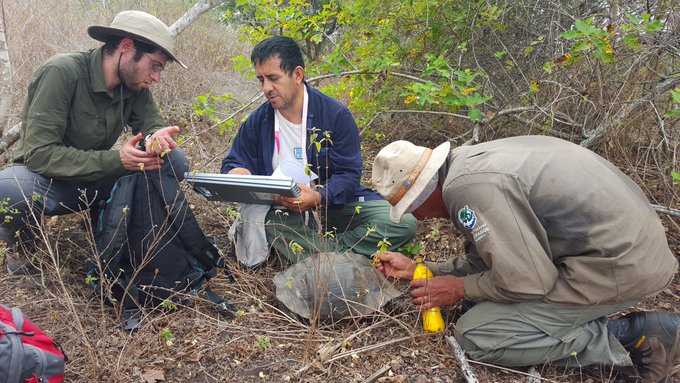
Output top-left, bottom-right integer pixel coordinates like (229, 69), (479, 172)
(0, 121), (19, 154)
(445, 335), (478, 383)
(361, 357), (400, 383)
(526, 366), (541, 383)
(467, 359), (560, 382)
(652, 204), (680, 217)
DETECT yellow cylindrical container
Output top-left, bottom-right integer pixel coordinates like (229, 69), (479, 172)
(413, 257), (445, 333)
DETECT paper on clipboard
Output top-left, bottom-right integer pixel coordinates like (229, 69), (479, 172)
(272, 160), (318, 184)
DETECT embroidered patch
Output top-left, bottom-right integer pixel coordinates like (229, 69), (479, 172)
(458, 205), (478, 230)
(294, 147), (303, 159)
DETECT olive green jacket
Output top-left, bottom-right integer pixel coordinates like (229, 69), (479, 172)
(428, 135), (677, 307)
(13, 48), (164, 181)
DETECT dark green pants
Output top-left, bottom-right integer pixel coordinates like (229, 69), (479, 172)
(265, 199), (417, 263)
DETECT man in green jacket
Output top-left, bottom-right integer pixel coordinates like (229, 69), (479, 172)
(371, 136), (679, 382)
(0, 11), (186, 274)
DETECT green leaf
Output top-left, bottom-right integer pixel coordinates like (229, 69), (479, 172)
(672, 171), (680, 185)
(543, 61), (556, 73)
(467, 108), (482, 121)
(625, 14), (641, 25)
(560, 30), (581, 40)
(664, 109), (680, 118)
(574, 19), (589, 33)
(623, 34), (640, 50)
(671, 89), (680, 103)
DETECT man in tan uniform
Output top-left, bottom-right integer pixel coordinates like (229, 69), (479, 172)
(371, 136), (679, 382)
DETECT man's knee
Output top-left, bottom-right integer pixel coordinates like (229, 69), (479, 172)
(397, 213), (418, 239)
(163, 148), (189, 180)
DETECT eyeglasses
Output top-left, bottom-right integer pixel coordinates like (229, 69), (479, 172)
(144, 53), (165, 73)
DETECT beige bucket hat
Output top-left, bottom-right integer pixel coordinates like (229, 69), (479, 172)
(88, 10), (186, 68)
(372, 140), (450, 223)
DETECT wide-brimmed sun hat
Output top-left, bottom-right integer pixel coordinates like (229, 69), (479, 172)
(372, 140), (451, 223)
(88, 10), (186, 68)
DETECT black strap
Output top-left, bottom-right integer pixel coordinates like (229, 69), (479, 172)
(149, 173), (220, 269)
(203, 287), (236, 319)
(123, 309), (141, 331)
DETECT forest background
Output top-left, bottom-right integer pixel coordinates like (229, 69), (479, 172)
(0, 0), (679, 382)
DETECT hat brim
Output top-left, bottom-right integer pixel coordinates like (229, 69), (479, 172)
(389, 141), (450, 223)
(87, 26), (187, 68)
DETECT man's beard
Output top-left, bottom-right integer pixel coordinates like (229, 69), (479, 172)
(119, 59), (144, 93)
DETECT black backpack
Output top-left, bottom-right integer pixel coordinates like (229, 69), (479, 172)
(88, 171), (235, 330)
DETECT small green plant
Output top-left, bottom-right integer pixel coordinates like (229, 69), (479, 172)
(225, 206), (241, 221)
(0, 198), (19, 224)
(664, 89), (680, 118)
(425, 227), (440, 241)
(373, 237), (392, 266)
(160, 299), (178, 311)
(377, 237), (391, 254)
(671, 171), (680, 185)
(289, 241), (303, 255)
(397, 243), (422, 257)
(256, 335), (270, 351)
(559, 17), (614, 65)
(159, 327), (174, 341)
(621, 13), (664, 51)
(84, 275), (97, 285)
(192, 92), (239, 135)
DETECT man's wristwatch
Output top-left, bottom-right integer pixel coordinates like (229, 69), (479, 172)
(139, 134), (153, 150)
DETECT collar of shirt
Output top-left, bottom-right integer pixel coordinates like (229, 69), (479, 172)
(88, 47), (132, 101)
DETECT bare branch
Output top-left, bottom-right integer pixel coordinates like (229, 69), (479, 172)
(445, 335), (478, 383)
(308, 70), (431, 85)
(170, 0), (226, 38)
(652, 204), (680, 218)
(0, 121), (19, 154)
(580, 74), (680, 148)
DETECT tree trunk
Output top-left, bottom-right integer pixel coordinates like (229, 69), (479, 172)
(0, 1), (12, 134)
(170, 0), (226, 38)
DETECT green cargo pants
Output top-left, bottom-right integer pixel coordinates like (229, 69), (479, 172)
(454, 299), (637, 368)
(265, 199), (417, 263)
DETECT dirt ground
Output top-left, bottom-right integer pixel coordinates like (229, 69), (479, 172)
(1, 187), (679, 382)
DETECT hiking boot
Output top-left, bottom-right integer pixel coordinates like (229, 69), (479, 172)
(3, 244), (40, 276)
(618, 312), (680, 383)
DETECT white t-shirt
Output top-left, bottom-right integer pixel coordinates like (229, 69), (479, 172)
(272, 111), (304, 170)
(272, 85), (309, 170)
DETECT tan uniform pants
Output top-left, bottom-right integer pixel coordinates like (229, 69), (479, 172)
(454, 299), (637, 367)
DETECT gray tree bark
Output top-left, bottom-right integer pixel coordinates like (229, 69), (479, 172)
(0, 1), (12, 134)
(170, 0), (226, 38)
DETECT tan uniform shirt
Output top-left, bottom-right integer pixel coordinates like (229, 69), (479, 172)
(428, 136), (677, 306)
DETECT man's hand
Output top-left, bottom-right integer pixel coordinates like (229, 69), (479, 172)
(410, 275), (465, 310)
(228, 168), (252, 176)
(120, 133), (164, 171)
(373, 251), (416, 281)
(144, 126), (180, 155)
(275, 183), (320, 213)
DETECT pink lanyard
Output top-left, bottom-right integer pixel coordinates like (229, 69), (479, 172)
(274, 85), (308, 163)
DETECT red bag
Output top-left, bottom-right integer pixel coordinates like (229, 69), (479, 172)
(0, 305), (66, 383)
